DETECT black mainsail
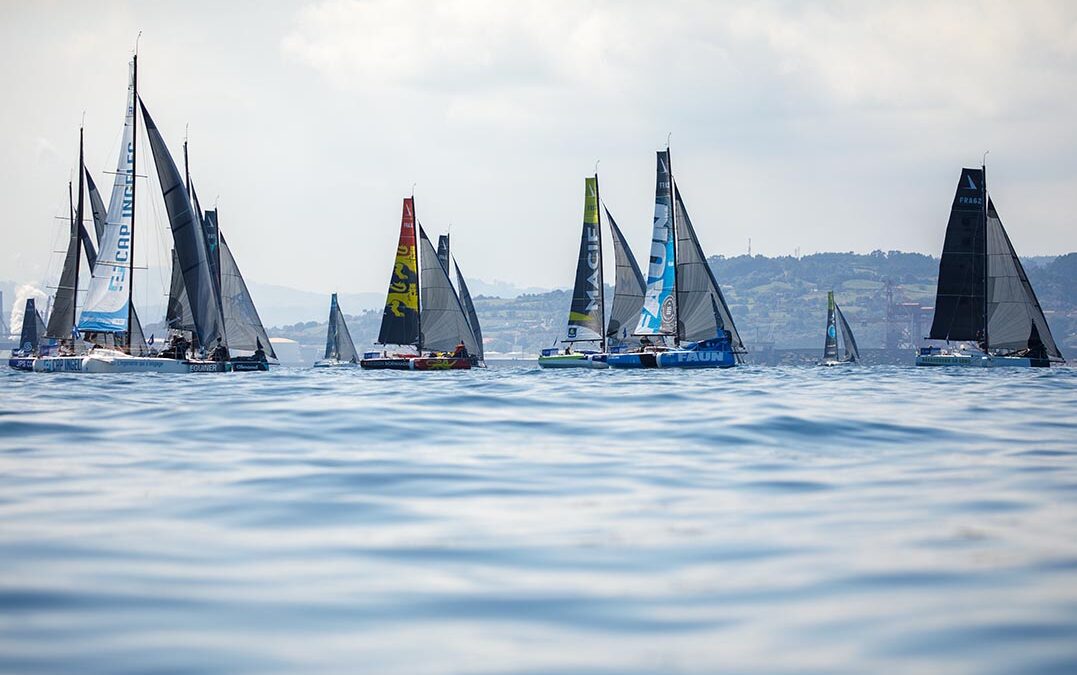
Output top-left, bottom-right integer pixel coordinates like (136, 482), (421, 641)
(18, 298), (46, 354)
(47, 131), (92, 340)
(141, 100), (226, 350)
(823, 291), (839, 362)
(437, 234), (452, 278)
(604, 208), (645, 347)
(928, 167), (1063, 361)
(564, 176), (605, 345)
(324, 293), (359, 363)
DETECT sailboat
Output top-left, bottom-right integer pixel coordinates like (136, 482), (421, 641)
(538, 175), (646, 368)
(608, 148), (745, 369)
(916, 166), (1064, 368)
(314, 293), (359, 367)
(820, 291), (859, 366)
(360, 197), (483, 370)
(36, 55), (273, 374)
(7, 299), (47, 371)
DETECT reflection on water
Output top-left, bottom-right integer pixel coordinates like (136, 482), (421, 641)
(1, 365), (1075, 673)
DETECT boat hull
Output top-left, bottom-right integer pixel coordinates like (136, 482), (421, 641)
(360, 356), (472, 370)
(915, 353), (1046, 368)
(8, 357), (36, 371)
(537, 354), (607, 369)
(313, 359), (359, 368)
(608, 348), (735, 369)
(33, 356), (86, 373)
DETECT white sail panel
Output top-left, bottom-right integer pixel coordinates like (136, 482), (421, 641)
(78, 63), (135, 334)
(635, 151), (677, 336)
(418, 226), (479, 354)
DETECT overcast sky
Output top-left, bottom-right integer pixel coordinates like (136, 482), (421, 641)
(1, 0), (1075, 298)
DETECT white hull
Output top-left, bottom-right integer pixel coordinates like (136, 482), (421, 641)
(313, 359), (359, 368)
(33, 356), (87, 373)
(537, 354), (608, 369)
(915, 353), (1036, 368)
(34, 350), (229, 374)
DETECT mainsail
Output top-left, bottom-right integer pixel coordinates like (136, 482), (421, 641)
(823, 291), (839, 361)
(605, 208), (646, 347)
(79, 62), (136, 335)
(565, 176), (604, 343)
(377, 198), (420, 346)
(835, 302), (859, 363)
(418, 226), (479, 355)
(635, 150), (677, 335)
(454, 258), (484, 361)
(324, 293), (359, 362)
(437, 234), (451, 277)
(672, 184), (743, 348)
(219, 232), (275, 357)
(141, 100), (226, 349)
(928, 168), (987, 343)
(18, 298), (46, 354)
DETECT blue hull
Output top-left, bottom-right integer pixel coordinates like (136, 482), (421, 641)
(8, 357), (35, 371)
(607, 346), (736, 370)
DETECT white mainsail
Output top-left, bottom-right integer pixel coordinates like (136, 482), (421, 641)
(78, 63), (135, 333)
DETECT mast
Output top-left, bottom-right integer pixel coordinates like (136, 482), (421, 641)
(414, 199), (422, 353)
(981, 160), (989, 353)
(126, 52), (138, 351)
(595, 172), (606, 353)
(183, 137), (190, 199)
(73, 126), (86, 337)
(667, 147), (679, 346)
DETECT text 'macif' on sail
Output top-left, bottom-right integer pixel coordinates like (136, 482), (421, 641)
(564, 176), (605, 344)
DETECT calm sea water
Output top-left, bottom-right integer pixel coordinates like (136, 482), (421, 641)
(1, 364), (1075, 674)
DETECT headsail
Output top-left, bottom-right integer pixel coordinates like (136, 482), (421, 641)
(79, 62), (136, 334)
(166, 248), (196, 334)
(565, 176), (604, 343)
(377, 198), (420, 346)
(673, 184), (743, 348)
(325, 293), (359, 362)
(84, 166), (108, 245)
(219, 232), (275, 357)
(418, 225), (479, 355)
(141, 100), (226, 349)
(46, 201), (83, 339)
(18, 298), (46, 354)
(635, 150), (677, 336)
(928, 168), (986, 343)
(604, 208), (646, 348)
(984, 199), (1063, 360)
(835, 301), (859, 363)
(454, 258), (484, 361)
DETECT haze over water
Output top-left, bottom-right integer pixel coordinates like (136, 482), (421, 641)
(1, 364), (1075, 673)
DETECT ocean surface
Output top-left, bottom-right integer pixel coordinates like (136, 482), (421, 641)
(1, 363), (1076, 674)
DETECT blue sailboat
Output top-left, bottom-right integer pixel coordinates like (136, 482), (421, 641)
(608, 148), (745, 369)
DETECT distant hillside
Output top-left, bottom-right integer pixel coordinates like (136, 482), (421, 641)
(267, 251), (1076, 363)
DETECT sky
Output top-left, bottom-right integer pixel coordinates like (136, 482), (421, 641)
(1, 0), (1075, 299)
